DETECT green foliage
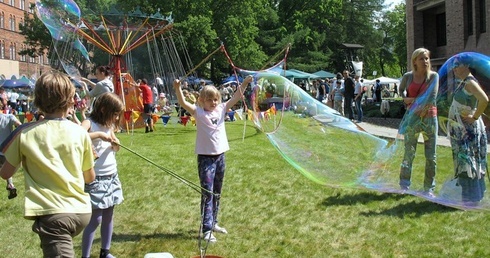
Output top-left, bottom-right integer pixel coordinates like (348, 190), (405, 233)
(21, 0), (408, 81)
(18, 5), (51, 58)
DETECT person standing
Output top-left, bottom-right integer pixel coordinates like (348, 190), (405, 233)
(138, 79), (154, 133)
(393, 83), (399, 97)
(316, 79), (326, 103)
(0, 71), (95, 257)
(398, 48), (439, 196)
(81, 93), (125, 258)
(173, 75), (253, 243)
(375, 79), (383, 103)
(81, 66), (114, 101)
(353, 75), (363, 123)
(448, 57), (488, 205)
(0, 112), (21, 199)
(155, 74), (164, 94)
(342, 70), (355, 120)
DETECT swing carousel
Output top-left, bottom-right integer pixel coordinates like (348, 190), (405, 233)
(40, 4), (192, 128)
(74, 6), (193, 127)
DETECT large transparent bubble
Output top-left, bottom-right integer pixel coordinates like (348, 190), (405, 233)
(36, 0), (90, 79)
(248, 61), (490, 210)
(435, 52), (490, 210)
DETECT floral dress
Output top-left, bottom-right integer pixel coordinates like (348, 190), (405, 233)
(448, 76), (487, 203)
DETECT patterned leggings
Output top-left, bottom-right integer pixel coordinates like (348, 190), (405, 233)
(198, 153), (226, 233)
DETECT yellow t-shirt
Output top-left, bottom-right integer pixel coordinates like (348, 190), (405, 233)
(3, 119), (94, 218)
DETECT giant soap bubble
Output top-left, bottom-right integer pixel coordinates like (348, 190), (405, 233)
(36, 0), (90, 79)
(247, 58), (490, 210)
(435, 52), (490, 210)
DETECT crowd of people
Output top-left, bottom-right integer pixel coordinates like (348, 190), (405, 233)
(297, 72), (396, 123)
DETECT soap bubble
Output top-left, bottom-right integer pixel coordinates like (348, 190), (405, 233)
(247, 61), (490, 210)
(35, 0), (90, 79)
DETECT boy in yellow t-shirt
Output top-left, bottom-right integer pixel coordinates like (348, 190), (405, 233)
(0, 71), (95, 258)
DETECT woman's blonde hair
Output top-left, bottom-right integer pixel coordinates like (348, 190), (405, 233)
(89, 92), (125, 127)
(411, 48), (431, 77)
(34, 71), (75, 114)
(198, 86), (221, 106)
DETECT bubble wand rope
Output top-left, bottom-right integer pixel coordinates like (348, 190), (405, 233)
(116, 142), (215, 196)
(219, 40), (250, 141)
(183, 45), (223, 78)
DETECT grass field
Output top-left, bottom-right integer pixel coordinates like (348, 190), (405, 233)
(1, 116), (490, 258)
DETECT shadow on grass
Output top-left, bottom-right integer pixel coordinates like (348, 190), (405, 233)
(111, 230), (196, 242)
(321, 191), (458, 217)
(359, 200), (458, 217)
(321, 191), (409, 207)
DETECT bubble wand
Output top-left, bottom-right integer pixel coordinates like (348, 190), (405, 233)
(116, 142), (214, 195)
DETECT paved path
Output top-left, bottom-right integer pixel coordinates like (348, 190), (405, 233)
(358, 122), (452, 147)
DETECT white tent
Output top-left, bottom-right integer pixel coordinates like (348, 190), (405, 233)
(362, 76), (399, 85)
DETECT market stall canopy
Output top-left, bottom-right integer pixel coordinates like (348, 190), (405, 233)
(363, 76), (400, 85)
(221, 75), (243, 86)
(288, 69), (320, 79)
(313, 70), (336, 78)
(1, 78), (35, 89)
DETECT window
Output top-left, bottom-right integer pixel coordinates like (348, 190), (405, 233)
(20, 45), (26, 62)
(9, 15), (15, 31)
(9, 0), (14, 6)
(436, 13), (447, 46)
(0, 12), (4, 29)
(9, 44), (15, 60)
(466, 0), (473, 35)
(479, 0), (486, 33)
(20, 0), (25, 10)
(0, 41), (4, 59)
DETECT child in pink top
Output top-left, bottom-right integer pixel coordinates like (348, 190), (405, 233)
(173, 75), (253, 243)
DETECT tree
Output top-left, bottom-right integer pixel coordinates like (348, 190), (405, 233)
(21, 0), (408, 81)
(18, 4), (51, 59)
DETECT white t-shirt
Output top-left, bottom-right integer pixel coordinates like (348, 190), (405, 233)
(9, 92), (19, 103)
(90, 120), (117, 176)
(194, 103), (229, 155)
(156, 77), (163, 85)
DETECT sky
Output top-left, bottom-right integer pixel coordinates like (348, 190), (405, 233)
(385, 0), (405, 10)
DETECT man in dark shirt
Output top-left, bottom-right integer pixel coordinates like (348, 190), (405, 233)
(342, 70), (355, 120)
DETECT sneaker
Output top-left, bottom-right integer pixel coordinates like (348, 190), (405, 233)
(213, 224), (228, 234)
(203, 231), (217, 243)
(6, 184), (17, 199)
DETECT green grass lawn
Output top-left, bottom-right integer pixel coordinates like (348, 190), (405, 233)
(1, 116), (490, 258)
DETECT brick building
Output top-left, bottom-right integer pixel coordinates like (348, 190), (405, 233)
(406, 0), (488, 69)
(0, 0), (50, 79)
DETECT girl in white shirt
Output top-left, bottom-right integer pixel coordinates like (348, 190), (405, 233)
(173, 76), (253, 243)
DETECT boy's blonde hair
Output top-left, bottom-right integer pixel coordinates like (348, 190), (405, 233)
(34, 71), (75, 114)
(89, 93), (125, 127)
(198, 85), (221, 106)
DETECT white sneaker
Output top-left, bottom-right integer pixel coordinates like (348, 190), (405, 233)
(213, 224), (228, 234)
(203, 231), (217, 243)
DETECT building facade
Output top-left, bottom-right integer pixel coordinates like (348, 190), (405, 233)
(406, 0), (488, 69)
(0, 0), (50, 79)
